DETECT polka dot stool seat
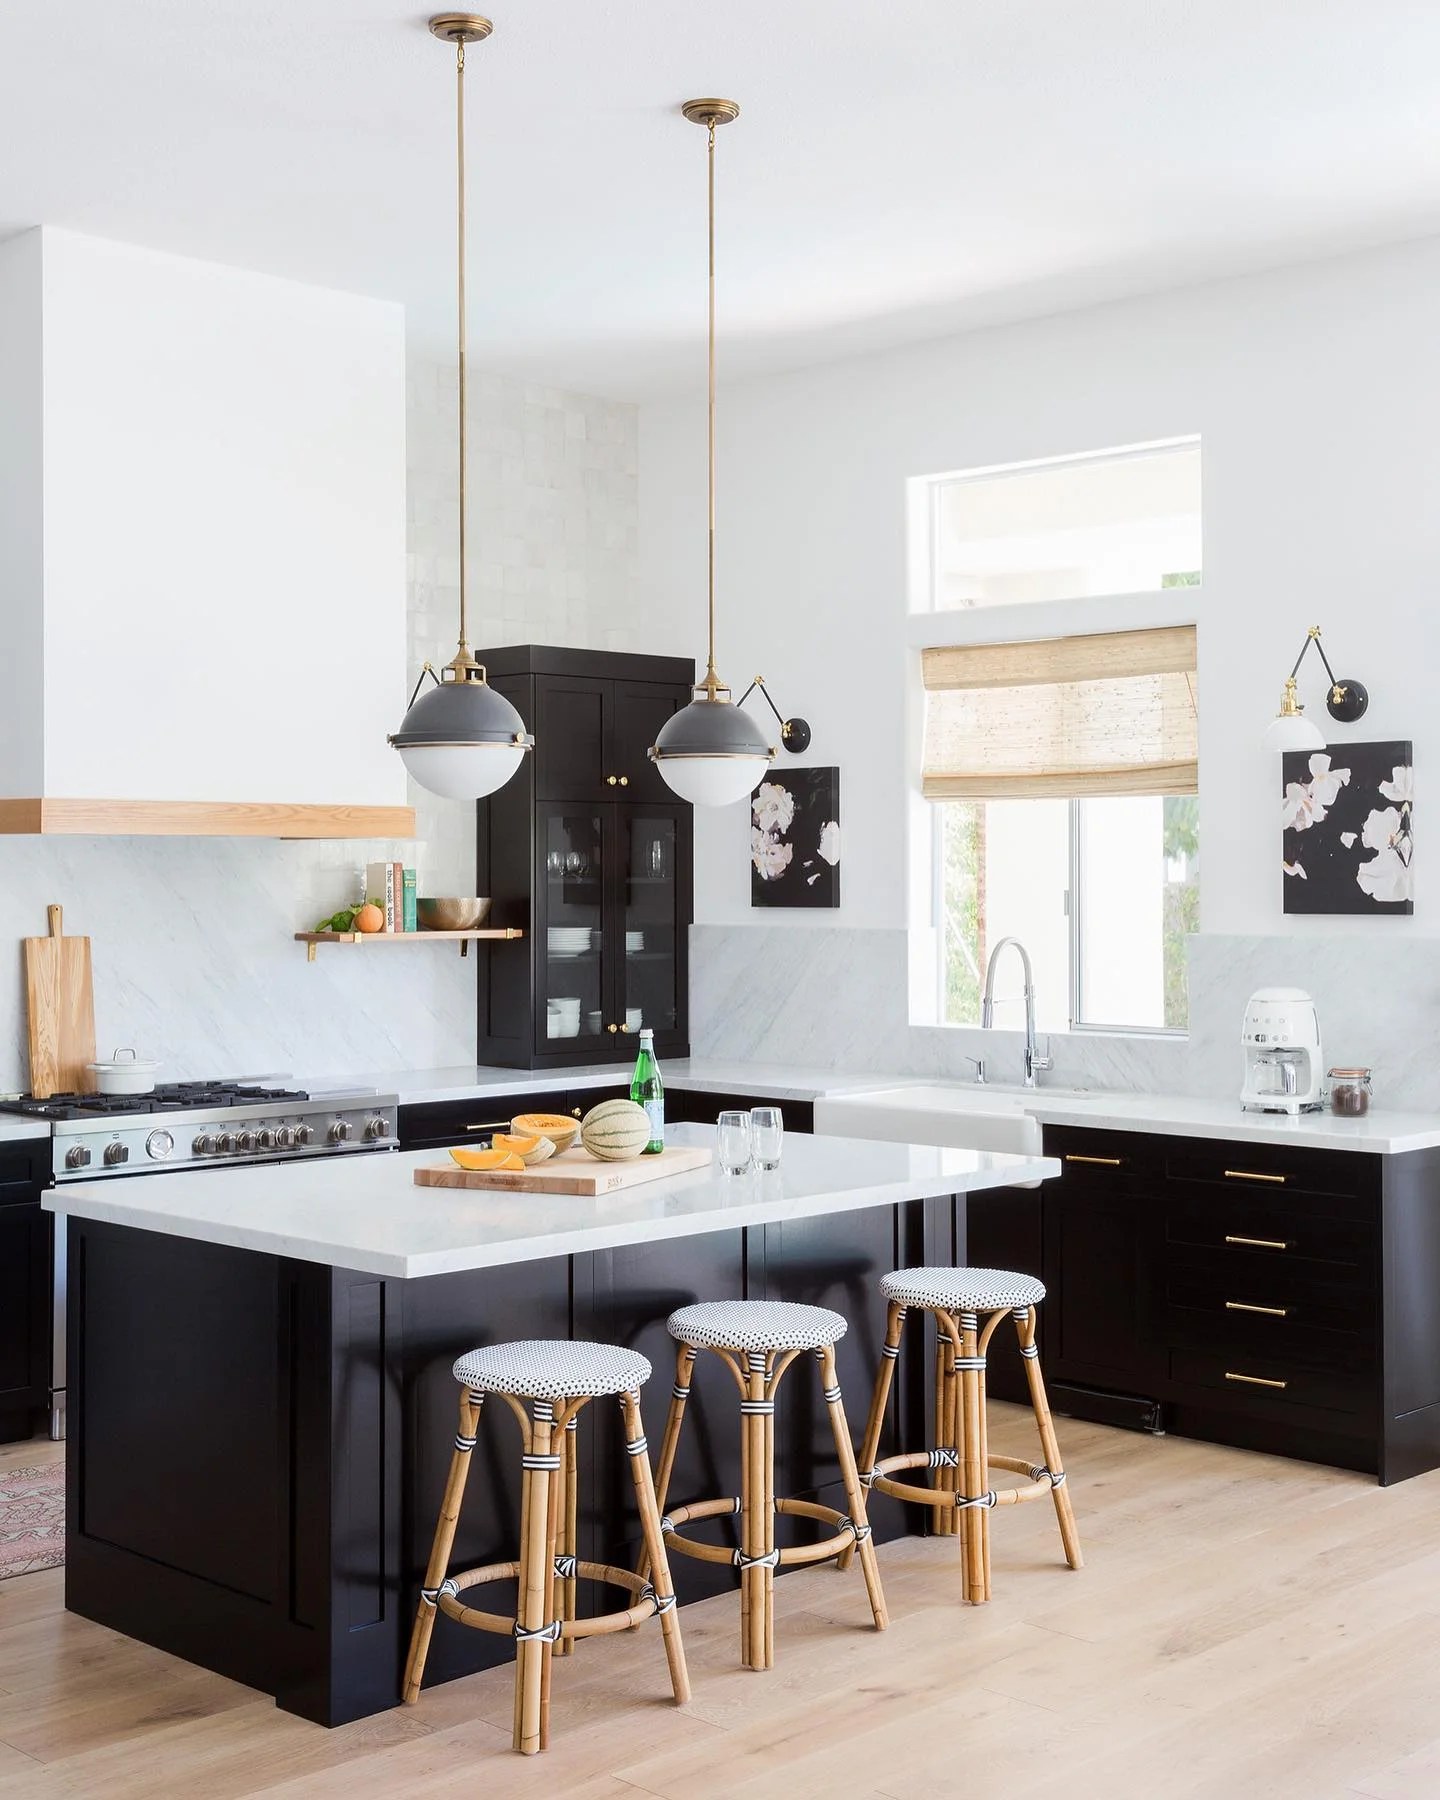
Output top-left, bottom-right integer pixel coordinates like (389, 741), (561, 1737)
(849, 1267), (1081, 1605)
(646, 1299), (887, 1671)
(403, 1339), (689, 1756)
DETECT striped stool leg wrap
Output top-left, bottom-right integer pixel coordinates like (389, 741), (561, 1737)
(521, 1454), (562, 1472)
(739, 1399), (775, 1416)
(821, 1384), (842, 1405)
(928, 1447), (960, 1469)
(532, 1401), (555, 1422)
(956, 1490), (998, 1511)
(1028, 1464), (1067, 1489)
(641, 1585), (679, 1616)
(454, 1432), (478, 1452)
(513, 1618), (563, 1644)
(746, 1351), (769, 1373)
(951, 1356), (987, 1372)
(881, 1341), (901, 1360)
(553, 1554), (578, 1579)
(1019, 1341), (1040, 1360)
(733, 1546), (782, 1571)
(625, 1435), (650, 1457)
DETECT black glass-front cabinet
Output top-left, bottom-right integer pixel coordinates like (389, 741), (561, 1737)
(476, 646), (696, 1069)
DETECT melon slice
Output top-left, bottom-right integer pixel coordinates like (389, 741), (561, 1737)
(448, 1146), (525, 1172)
(491, 1132), (557, 1166)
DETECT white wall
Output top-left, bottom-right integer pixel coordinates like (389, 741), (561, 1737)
(0, 233), (45, 795)
(0, 359), (641, 1089)
(642, 234), (1440, 1090)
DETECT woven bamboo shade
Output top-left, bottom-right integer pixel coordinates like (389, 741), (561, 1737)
(921, 625), (1197, 800)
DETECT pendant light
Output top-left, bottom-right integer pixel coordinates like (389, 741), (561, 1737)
(389, 14), (534, 800)
(649, 100), (776, 807)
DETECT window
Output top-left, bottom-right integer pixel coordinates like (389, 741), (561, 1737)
(923, 626), (1198, 1034)
(928, 440), (1201, 611)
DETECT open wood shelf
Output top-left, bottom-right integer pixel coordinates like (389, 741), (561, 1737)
(296, 927), (524, 962)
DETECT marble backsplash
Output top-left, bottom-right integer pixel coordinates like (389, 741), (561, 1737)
(691, 924), (1440, 1113)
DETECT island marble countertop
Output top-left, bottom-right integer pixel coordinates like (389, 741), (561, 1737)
(43, 1124), (1058, 1280)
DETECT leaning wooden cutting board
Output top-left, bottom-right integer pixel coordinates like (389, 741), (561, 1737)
(24, 904), (97, 1098)
(415, 1143), (713, 1196)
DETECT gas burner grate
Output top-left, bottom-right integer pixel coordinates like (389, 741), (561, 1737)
(0, 1080), (313, 1122)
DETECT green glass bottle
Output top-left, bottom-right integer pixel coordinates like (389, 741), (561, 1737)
(630, 1028), (664, 1154)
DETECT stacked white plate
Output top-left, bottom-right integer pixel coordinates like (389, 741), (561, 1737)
(548, 927), (593, 959)
(625, 930), (645, 953)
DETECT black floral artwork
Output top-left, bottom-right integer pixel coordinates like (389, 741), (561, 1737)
(751, 767), (841, 908)
(1281, 740), (1413, 915)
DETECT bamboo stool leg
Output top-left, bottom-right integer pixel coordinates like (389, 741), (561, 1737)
(1016, 1305), (1083, 1570)
(537, 1413), (564, 1751)
(403, 1387), (482, 1703)
(622, 1389), (691, 1704)
(763, 1352), (776, 1672)
(514, 1407), (559, 1756)
(839, 1301), (906, 1573)
(935, 1331), (960, 1536)
(740, 1351), (774, 1671)
(818, 1345), (888, 1631)
(553, 1413), (579, 1657)
(639, 1342), (696, 1584)
(955, 1309), (991, 1604)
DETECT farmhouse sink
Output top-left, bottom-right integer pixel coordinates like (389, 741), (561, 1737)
(814, 1083), (1047, 1164)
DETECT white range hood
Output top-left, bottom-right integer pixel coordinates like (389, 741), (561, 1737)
(0, 227), (413, 838)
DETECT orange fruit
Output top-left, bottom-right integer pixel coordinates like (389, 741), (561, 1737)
(354, 903), (385, 934)
(511, 1112), (580, 1152)
(448, 1146), (525, 1172)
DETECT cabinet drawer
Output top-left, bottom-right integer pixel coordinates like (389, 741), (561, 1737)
(1043, 1126), (1165, 1183)
(1169, 1347), (1369, 1420)
(1157, 1268), (1374, 1372)
(1164, 1141), (1372, 1201)
(399, 1091), (575, 1151)
(1164, 1196), (1374, 1269)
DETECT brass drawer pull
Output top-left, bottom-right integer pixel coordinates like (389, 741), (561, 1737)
(1225, 1300), (1289, 1318)
(1225, 1371), (1288, 1390)
(1064, 1154), (1123, 1167)
(464, 1120), (515, 1133)
(1224, 1234), (1291, 1251)
(1223, 1168), (1286, 1184)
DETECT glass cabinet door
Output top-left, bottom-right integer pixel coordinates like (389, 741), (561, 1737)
(619, 808), (688, 1055)
(536, 806), (609, 1057)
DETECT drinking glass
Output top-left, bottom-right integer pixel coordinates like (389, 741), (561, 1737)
(716, 1110), (753, 1175)
(750, 1106), (784, 1170)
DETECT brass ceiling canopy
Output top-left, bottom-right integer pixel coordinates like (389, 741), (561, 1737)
(681, 98), (741, 128)
(428, 13), (493, 44)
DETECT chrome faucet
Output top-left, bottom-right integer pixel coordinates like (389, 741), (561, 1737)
(980, 936), (1053, 1088)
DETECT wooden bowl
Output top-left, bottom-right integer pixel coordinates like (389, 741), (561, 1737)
(416, 896), (491, 931)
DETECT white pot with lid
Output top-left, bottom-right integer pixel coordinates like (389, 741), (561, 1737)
(88, 1048), (161, 1095)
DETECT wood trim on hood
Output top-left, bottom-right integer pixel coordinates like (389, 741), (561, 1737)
(0, 799), (416, 838)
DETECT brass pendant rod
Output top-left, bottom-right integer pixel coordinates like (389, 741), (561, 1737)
(455, 37), (470, 661)
(704, 117), (719, 696)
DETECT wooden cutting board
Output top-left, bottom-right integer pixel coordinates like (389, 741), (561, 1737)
(24, 904), (96, 1099)
(415, 1143), (713, 1197)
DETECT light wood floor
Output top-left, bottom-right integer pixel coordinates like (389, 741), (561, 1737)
(3, 1411), (1439, 1799)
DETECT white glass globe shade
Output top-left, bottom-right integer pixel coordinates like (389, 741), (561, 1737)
(1261, 710), (1326, 754)
(398, 741), (527, 800)
(653, 754), (772, 807)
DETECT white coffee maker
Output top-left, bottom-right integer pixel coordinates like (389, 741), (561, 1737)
(1240, 987), (1323, 1115)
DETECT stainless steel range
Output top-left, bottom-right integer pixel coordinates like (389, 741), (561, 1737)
(0, 1080), (399, 1439)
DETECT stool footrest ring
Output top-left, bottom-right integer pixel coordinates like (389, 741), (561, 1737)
(660, 1494), (869, 1571)
(867, 1450), (1053, 1512)
(434, 1558), (676, 1639)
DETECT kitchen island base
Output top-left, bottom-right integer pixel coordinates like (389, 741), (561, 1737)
(63, 1192), (961, 1726)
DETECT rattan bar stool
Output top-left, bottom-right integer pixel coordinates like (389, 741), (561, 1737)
(646, 1299), (887, 1670)
(849, 1268), (1081, 1604)
(403, 1339), (689, 1756)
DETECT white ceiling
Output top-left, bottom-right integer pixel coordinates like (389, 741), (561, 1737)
(4, 1), (1440, 400)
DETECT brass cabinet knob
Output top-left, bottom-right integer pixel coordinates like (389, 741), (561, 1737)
(618, 776), (629, 786)
(606, 775), (618, 786)
(607, 1023), (619, 1034)
(571, 1107), (582, 1118)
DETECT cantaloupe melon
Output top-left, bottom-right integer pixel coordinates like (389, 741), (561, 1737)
(580, 1099), (652, 1162)
(491, 1132), (557, 1166)
(511, 1111), (581, 1153)
(449, 1146), (525, 1172)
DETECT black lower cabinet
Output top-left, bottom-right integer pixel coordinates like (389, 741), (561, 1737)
(0, 1140), (53, 1444)
(63, 1188), (959, 1727)
(1038, 1125), (1440, 1482)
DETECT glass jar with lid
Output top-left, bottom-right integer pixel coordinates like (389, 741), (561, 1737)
(1327, 1067), (1373, 1117)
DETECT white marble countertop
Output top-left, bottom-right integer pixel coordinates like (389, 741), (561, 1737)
(42, 1124), (1058, 1280)
(0, 1118), (49, 1145)
(308, 1059), (906, 1109)
(1024, 1090), (1440, 1155)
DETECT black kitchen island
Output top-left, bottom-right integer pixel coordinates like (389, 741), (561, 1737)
(47, 1126), (1056, 1725)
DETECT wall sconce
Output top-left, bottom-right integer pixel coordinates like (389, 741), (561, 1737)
(1262, 626), (1369, 753)
(735, 675), (812, 754)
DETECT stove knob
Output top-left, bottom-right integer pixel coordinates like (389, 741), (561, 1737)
(103, 1141), (129, 1167)
(65, 1145), (92, 1170)
(192, 1133), (215, 1156)
(236, 1130), (258, 1153)
(364, 1116), (390, 1142)
(145, 1130), (175, 1161)
(294, 1124), (314, 1147)
(328, 1120), (352, 1145)
(215, 1132), (237, 1155)
(274, 1126), (294, 1148)
(257, 1128), (276, 1150)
